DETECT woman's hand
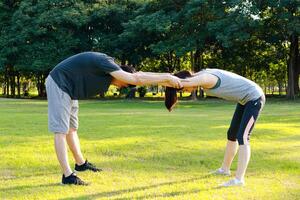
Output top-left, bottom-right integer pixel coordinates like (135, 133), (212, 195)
(165, 74), (183, 89)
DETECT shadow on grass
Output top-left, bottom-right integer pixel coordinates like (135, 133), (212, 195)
(60, 175), (220, 200)
(110, 188), (220, 200)
(0, 183), (61, 194)
(1, 171), (58, 181)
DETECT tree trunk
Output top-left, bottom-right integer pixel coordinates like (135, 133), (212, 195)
(10, 75), (15, 97)
(194, 49), (201, 72)
(287, 34), (298, 99)
(190, 50), (197, 100)
(17, 73), (21, 98)
(6, 73), (9, 96)
(190, 51), (194, 71)
(287, 61), (295, 99)
(40, 74), (46, 97)
(4, 68), (8, 95)
(264, 85), (267, 96)
(167, 51), (174, 72)
(2, 81), (5, 95)
(36, 74), (47, 97)
(278, 81), (283, 96)
(292, 35), (299, 94)
(193, 47), (204, 98)
(8, 65), (15, 97)
(174, 56), (178, 71)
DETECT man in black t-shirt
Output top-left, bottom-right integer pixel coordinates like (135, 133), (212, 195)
(45, 52), (182, 185)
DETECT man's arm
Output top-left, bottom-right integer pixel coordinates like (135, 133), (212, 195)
(138, 72), (171, 76)
(110, 70), (182, 88)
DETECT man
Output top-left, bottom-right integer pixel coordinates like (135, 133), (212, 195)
(45, 52), (182, 185)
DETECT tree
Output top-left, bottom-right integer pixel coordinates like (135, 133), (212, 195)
(0, 0), (298, 99)
(254, 0), (300, 98)
(0, 0), (22, 97)
(89, 0), (143, 66)
(9, 0), (89, 96)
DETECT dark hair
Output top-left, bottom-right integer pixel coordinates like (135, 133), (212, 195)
(165, 70), (192, 112)
(120, 65), (136, 73)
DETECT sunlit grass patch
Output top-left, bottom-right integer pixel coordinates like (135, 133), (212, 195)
(0, 98), (299, 199)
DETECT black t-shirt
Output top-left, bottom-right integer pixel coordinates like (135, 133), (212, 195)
(49, 52), (121, 99)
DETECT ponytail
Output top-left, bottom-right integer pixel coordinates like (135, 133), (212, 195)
(164, 70), (192, 111)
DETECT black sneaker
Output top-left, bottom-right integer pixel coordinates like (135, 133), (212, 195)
(62, 173), (88, 185)
(75, 160), (102, 172)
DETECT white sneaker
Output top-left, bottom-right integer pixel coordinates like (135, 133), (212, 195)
(211, 168), (231, 176)
(220, 178), (245, 187)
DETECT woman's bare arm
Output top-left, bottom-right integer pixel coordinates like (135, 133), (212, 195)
(180, 72), (218, 89)
(110, 70), (183, 88)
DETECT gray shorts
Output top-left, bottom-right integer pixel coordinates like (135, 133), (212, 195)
(45, 76), (79, 134)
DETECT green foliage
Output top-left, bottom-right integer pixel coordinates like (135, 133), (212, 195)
(11, 0), (89, 72)
(0, 0), (299, 97)
(89, 1), (143, 65)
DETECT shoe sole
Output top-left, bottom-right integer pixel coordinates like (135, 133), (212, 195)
(61, 182), (89, 186)
(209, 171), (231, 176)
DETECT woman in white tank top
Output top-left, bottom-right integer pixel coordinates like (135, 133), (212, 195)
(165, 69), (265, 187)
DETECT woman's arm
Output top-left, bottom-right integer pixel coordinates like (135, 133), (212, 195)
(180, 72), (218, 89)
(110, 70), (183, 88)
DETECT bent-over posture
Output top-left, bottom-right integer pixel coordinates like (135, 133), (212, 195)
(165, 68), (265, 187)
(46, 51), (182, 185)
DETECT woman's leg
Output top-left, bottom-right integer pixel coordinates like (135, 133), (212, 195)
(236, 144), (251, 181)
(235, 97), (264, 181)
(220, 103), (244, 172)
(221, 140), (238, 172)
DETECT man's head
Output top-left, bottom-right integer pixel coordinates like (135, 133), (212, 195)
(111, 65), (136, 88)
(165, 70), (193, 111)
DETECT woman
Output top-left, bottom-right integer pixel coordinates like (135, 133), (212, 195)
(165, 68), (265, 187)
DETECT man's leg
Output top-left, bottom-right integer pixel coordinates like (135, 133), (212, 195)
(66, 129), (102, 172)
(67, 100), (101, 172)
(54, 133), (73, 176)
(46, 77), (86, 185)
(66, 128), (85, 165)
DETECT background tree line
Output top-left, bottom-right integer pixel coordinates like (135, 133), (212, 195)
(0, 0), (299, 98)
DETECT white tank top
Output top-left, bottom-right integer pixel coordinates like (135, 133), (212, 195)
(202, 68), (264, 105)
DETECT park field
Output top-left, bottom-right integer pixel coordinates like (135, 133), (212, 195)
(0, 98), (299, 200)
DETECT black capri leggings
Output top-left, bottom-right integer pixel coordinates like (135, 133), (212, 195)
(227, 96), (265, 145)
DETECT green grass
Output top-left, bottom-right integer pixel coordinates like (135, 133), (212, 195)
(0, 98), (299, 200)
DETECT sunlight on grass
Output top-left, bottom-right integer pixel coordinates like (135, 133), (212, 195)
(257, 123), (300, 133)
(0, 98), (299, 199)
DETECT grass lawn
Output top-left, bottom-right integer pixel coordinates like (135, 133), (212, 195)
(0, 98), (299, 200)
